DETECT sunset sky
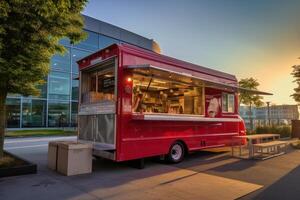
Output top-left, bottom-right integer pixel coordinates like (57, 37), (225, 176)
(83, 0), (300, 105)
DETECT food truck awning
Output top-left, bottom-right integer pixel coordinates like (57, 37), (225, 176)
(126, 64), (272, 95)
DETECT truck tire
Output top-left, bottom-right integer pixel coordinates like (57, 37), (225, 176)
(167, 142), (185, 163)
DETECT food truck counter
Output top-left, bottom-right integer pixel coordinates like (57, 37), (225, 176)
(132, 113), (241, 122)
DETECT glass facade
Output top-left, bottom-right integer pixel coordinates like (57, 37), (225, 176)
(22, 99), (46, 127)
(6, 98), (21, 128)
(48, 100), (70, 127)
(5, 29), (123, 128)
(48, 71), (71, 100)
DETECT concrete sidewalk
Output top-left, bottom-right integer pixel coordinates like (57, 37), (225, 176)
(0, 162), (262, 200)
(1, 137), (300, 200)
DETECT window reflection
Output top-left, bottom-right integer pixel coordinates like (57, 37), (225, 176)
(74, 30), (99, 51)
(22, 99), (46, 127)
(71, 102), (78, 127)
(32, 78), (47, 98)
(71, 49), (91, 74)
(50, 48), (71, 72)
(6, 98), (20, 128)
(48, 100), (70, 127)
(72, 74), (79, 101)
(49, 71), (70, 100)
(7, 93), (21, 97)
(99, 35), (120, 49)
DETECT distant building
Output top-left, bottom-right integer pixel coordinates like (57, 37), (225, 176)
(239, 106), (256, 129)
(239, 105), (300, 129)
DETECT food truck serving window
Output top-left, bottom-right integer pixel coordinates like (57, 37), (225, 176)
(80, 59), (116, 104)
(131, 68), (204, 115)
(222, 93), (235, 113)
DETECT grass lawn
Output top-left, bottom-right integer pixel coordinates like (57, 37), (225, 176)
(5, 129), (77, 138)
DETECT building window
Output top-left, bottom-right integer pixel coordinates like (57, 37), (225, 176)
(48, 100), (70, 127)
(50, 48), (71, 72)
(71, 49), (91, 74)
(99, 34), (120, 49)
(7, 93), (21, 98)
(74, 30), (99, 51)
(31, 78), (47, 99)
(22, 99), (46, 127)
(6, 98), (20, 128)
(72, 74), (79, 101)
(71, 102), (78, 127)
(48, 71), (70, 100)
(222, 93), (235, 113)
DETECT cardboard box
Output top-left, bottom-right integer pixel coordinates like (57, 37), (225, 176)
(48, 141), (65, 170)
(57, 142), (93, 176)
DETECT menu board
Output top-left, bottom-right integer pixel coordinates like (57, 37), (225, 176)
(102, 77), (115, 91)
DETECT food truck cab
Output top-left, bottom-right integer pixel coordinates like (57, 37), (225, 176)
(77, 43), (271, 164)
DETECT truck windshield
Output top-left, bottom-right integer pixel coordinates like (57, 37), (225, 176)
(81, 59), (116, 104)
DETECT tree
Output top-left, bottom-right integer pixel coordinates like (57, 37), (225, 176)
(239, 78), (264, 130)
(0, 0), (88, 158)
(291, 65), (300, 103)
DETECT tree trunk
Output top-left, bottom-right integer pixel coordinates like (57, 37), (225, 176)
(0, 90), (7, 158)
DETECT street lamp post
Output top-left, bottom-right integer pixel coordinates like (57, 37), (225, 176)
(266, 101), (271, 126)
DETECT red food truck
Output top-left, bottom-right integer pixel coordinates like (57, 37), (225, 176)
(77, 43), (271, 166)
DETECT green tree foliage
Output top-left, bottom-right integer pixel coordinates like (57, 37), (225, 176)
(239, 78), (264, 130)
(291, 65), (300, 103)
(0, 0), (88, 158)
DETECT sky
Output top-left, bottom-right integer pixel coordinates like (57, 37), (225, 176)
(83, 0), (300, 105)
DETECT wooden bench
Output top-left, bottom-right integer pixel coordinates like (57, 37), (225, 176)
(253, 141), (288, 160)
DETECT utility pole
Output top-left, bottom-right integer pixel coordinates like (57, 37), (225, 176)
(266, 101), (271, 126)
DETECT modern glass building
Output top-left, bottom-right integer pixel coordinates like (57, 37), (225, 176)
(6, 15), (156, 129)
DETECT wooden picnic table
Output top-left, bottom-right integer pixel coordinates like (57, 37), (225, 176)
(232, 134), (280, 158)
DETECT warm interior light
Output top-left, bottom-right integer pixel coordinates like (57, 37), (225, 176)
(104, 74), (114, 77)
(153, 79), (166, 84)
(127, 77), (132, 82)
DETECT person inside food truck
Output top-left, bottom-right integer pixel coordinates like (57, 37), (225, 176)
(132, 86), (145, 113)
(132, 92), (143, 113)
(159, 91), (169, 113)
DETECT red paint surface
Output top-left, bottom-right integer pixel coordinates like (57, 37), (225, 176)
(78, 44), (246, 162)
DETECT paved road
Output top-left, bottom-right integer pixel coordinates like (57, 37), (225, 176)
(4, 136), (76, 166)
(4, 136), (77, 151)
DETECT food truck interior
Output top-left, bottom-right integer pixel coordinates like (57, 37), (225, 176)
(131, 67), (205, 115)
(80, 59), (116, 104)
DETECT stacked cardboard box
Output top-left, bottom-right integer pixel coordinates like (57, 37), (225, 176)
(48, 141), (93, 176)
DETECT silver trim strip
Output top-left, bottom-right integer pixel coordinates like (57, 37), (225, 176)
(122, 132), (239, 142)
(133, 114), (242, 122)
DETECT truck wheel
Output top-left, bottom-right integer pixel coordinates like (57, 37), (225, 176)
(167, 142), (185, 163)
